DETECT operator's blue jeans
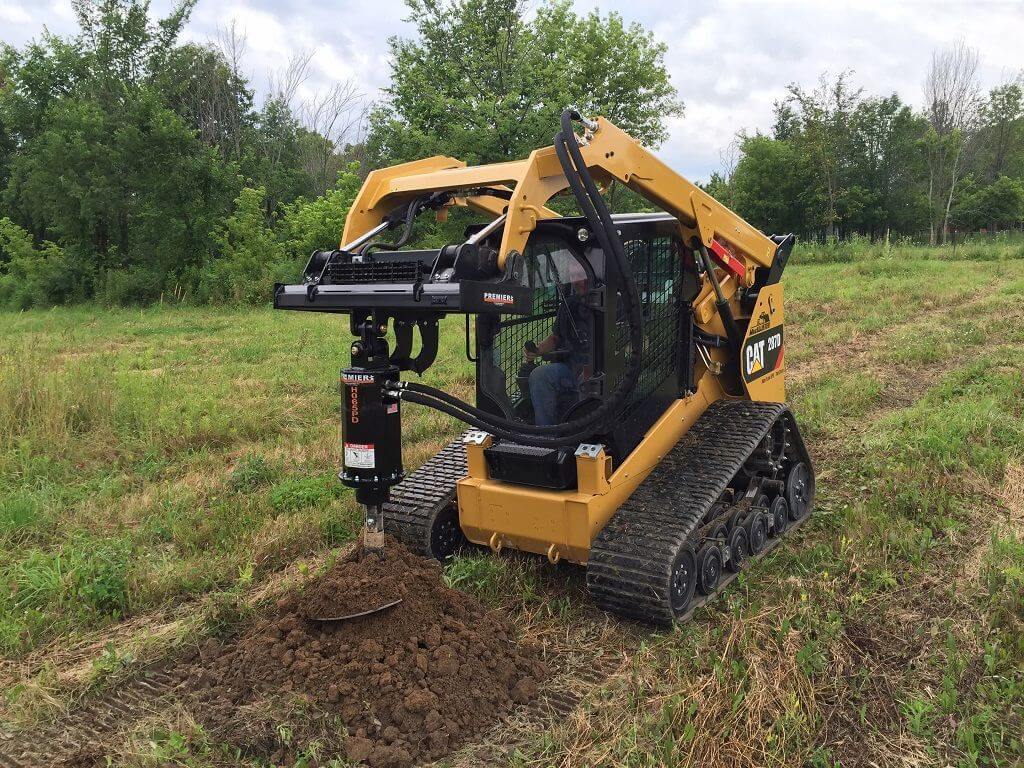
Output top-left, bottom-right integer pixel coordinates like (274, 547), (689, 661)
(528, 362), (577, 426)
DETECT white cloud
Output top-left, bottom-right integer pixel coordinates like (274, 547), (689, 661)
(649, 0), (1024, 180)
(49, 0), (75, 22)
(0, 1), (31, 24)
(3, 0), (1023, 181)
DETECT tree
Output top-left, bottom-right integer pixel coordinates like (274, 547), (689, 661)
(729, 134), (812, 236)
(952, 176), (1024, 232)
(71, 0), (197, 104)
(782, 72), (862, 238)
(0, 0), (376, 307)
(724, 80), (933, 241)
(532, 2), (681, 147)
(366, 0), (681, 167)
(0, 216), (80, 308)
(977, 81), (1024, 182)
(278, 168), (362, 261)
(152, 42), (255, 164)
(847, 95), (927, 237)
(922, 42), (981, 244)
(0, 0), (244, 301)
(201, 186), (285, 303)
(300, 82), (365, 196)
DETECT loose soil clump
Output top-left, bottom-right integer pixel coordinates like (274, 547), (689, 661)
(184, 540), (546, 767)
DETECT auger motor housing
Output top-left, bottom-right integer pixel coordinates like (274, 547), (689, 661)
(339, 317), (403, 549)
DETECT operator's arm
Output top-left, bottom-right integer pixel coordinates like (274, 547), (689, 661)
(525, 333), (560, 361)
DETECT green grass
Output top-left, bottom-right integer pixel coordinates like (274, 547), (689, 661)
(1, 253), (1023, 766)
(793, 231), (1024, 264)
(0, 305), (472, 656)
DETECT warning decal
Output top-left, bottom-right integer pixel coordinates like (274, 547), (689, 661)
(344, 442), (376, 469)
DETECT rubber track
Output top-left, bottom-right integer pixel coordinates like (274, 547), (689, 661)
(385, 437), (468, 555)
(587, 400), (811, 627)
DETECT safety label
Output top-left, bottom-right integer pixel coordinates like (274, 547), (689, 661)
(344, 442), (376, 469)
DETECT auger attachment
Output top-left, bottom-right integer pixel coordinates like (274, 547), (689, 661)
(339, 316), (404, 556)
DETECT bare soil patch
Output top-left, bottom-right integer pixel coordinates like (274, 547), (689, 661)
(1, 541), (546, 767)
(186, 540), (546, 766)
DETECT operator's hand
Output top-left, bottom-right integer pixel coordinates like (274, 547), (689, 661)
(523, 340), (539, 362)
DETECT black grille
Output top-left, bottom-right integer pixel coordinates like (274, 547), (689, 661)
(610, 237), (681, 418)
(491, 289), (558, 407)
(483, 235), (680, 424)
(324, 259), (423, 284)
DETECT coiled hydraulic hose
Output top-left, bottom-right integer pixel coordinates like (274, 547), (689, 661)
(363, 191), (452, 255)
(392, 109), (645, 447)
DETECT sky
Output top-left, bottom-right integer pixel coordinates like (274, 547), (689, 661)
(2, 0), (1023, 181)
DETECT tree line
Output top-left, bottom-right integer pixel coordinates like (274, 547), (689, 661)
(707, 45), (1024, 244)
(1, 0), (1021, 309)
(0, 0), (679, 308)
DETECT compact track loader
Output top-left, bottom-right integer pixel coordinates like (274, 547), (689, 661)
(275, 110), (814, 626)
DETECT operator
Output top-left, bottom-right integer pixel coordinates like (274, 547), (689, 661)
(524, 257), (592, 425)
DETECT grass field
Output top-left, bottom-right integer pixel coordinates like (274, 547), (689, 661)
(1, 251), (1023, 767)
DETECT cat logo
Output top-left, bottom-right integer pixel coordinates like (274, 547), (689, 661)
(742, 327), (784, 382)
(746, 341), (765, 375)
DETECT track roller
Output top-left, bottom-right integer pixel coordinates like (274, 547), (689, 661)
(725, 524), (748, 573)
(696, 543), (723, 595)
(770, 496), (790, 536)
(745, 511), (769, 555)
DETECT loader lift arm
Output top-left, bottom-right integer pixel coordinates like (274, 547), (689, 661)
(340, 117), (780, 283)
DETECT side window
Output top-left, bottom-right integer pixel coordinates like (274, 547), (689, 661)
(523, 239), (590, 291)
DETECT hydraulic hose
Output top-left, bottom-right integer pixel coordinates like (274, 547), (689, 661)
(363, 191), (452, 255)
(393, 109), (645, 446)
(362, 198), (419, 255)
(397, 388), (600, 447)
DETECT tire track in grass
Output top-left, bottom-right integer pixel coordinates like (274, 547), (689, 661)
(786, 273), (1014, 388)
(0, 667), (190, 768)
(0, 547), (355, 766)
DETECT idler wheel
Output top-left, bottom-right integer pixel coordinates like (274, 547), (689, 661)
(428, 504), (467, 560)
(786, 462), (814, 521)
(669, 544), (698, 617)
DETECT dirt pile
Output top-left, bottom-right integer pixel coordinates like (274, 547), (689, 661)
(185, 540), (546, 767)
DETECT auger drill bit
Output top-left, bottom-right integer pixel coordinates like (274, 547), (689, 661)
(306, 501), (401, 623)
(362, 503), (385, 553)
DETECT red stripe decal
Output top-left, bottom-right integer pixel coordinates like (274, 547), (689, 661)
(709, 239), (746, 281)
